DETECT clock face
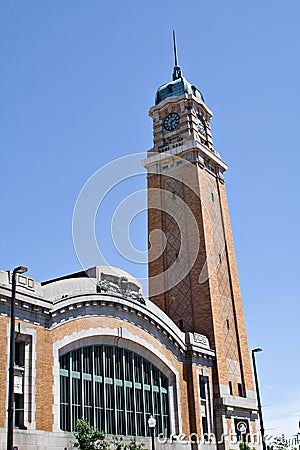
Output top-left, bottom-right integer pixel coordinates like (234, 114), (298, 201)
(197, 115), (205, 134)
(163, 113), (180, 131)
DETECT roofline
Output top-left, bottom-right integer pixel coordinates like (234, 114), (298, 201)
(41, 269), (89, 286)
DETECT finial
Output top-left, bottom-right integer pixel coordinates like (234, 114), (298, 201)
(173, 30), (178, 66)
(172, 30), (182, 81)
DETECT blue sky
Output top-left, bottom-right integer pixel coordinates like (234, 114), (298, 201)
(1, 0), (300, 438)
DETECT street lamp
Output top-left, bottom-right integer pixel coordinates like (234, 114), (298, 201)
(148, 415), (156, 450)
(7, 266), (28, 450)
(252, 348), (266, 450)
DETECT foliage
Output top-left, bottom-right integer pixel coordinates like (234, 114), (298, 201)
(74, 420), (146, 450)
(239, 442), (252, 450)
(126, 435), (145, 450)
(110, 435), (125, 450)
(267, 434), (297, 450)
(74, 419), (110, 450)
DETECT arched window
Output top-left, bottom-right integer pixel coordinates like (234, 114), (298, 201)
(59, 345), (170, 436)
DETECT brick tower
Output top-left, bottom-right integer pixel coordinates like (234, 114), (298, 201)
(142, 36), (258, 447)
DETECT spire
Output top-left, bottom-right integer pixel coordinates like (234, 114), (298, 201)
(173, 30), (178, 66)
(172, 30), (182, 80)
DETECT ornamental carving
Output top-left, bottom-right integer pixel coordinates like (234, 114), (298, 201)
(97, 273), (145, 304)
(193, 332), (209, 347)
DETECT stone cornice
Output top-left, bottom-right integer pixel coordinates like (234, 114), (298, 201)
(149, 93), (213, 117)
(50, 292), (215, 360)
(215, 395), (258, 412)
(142, 140), (228, 171)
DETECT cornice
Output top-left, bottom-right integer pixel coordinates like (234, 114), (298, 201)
(142, 140), (228, 171)
(0, 281), (215, 363)
(149, 93), (213, 117)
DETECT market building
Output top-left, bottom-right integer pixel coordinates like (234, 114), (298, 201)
(0, 45), (259, 450)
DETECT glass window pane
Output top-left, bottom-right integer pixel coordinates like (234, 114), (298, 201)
(105, 347), (113, 378)
(115, 348), (123, 380)
(124, 350), (132, 381)
(95, 381), (104, 431)
(144, 390), (152, 415)
(59, 345), (170, 436)
(116, 385), (124, 435)
(72, 377), (81, 429)
(60, 375), (70, 431)
(143, 361), (151, 385)
(94, 346), (103, 376)
(161, 375), (168, 389)
(83, 347), (92, 374)
(105, 383), (115, 434)
(14, 394), (24, 428)
(126, 384), (134, 436)
(152, 367), (159, 386)
(72, 349), (81, 373)
(134, 355), (142, 383)
(84, 379), (93, 425)
(60, 353), (69, 372)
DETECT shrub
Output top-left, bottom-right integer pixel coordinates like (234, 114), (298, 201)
(74, 419), (109, 450)
(73, 420), (145, 450)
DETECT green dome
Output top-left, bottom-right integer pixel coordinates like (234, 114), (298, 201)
(155, 72), (204, 105)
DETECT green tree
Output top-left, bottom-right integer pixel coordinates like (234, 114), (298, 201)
(73, 420), (145, 450)
(74, 419), (110, 450)
(126, 435), (145, 450)
(111, 435), (125, 450)
(268, 434), (297, 450)
(239, 442), (254, 450)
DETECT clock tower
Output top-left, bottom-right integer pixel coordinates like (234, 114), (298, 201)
(142, 35), (258, 447)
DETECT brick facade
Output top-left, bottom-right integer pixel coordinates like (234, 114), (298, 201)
(0, 268), (216, 450)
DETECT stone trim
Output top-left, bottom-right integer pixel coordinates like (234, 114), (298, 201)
(48, 295), (214, 360)
(0, 286), (214, 361)
(195, 367), (214, 438)
(217, 384), (257, 411)
(142, 140), (228, 171)
(4, 323), (37, 430)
